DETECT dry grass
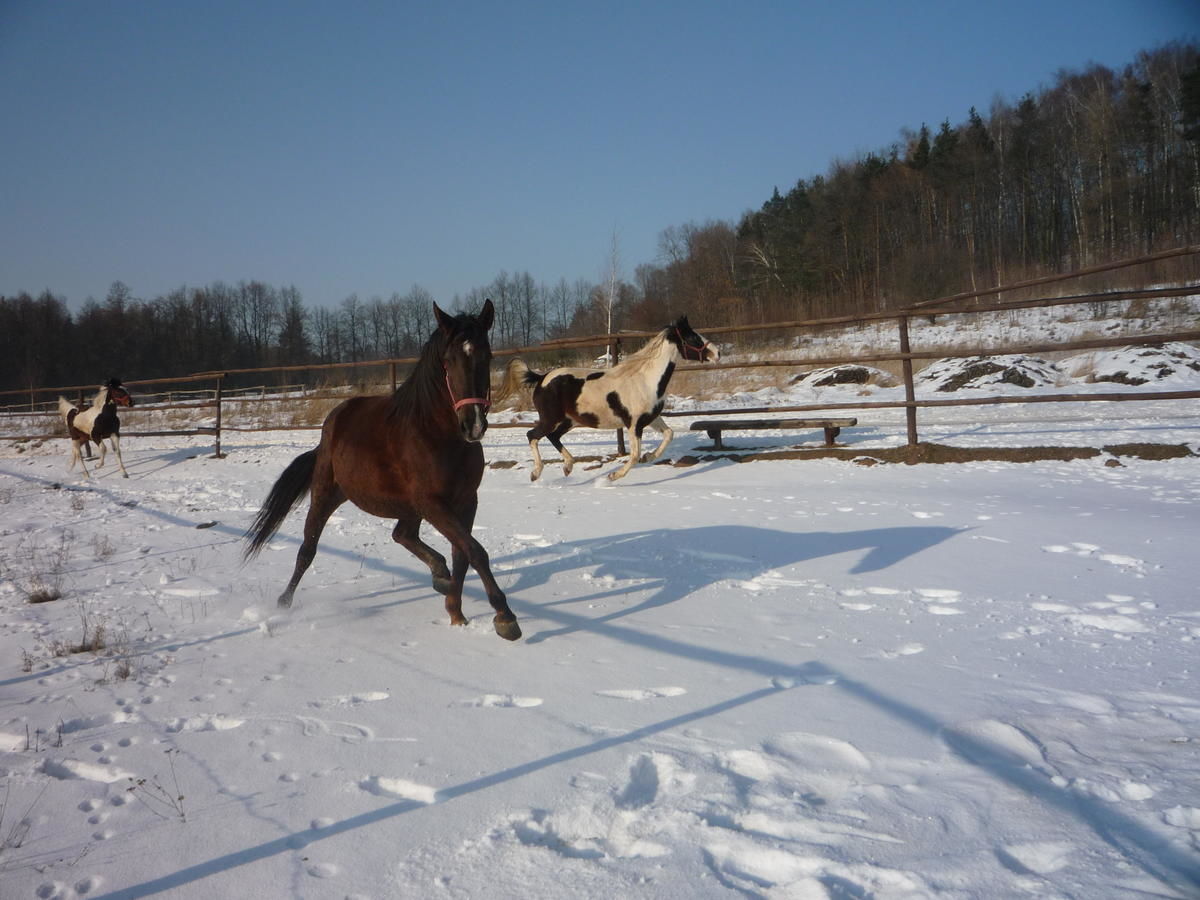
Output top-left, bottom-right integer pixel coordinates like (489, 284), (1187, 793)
(1, 531), (71, 604)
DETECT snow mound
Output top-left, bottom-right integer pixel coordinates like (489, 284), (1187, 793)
(791, 364), (899, 388)
(1065, 342), (1200, 386)
(918, 355), (1062, 392)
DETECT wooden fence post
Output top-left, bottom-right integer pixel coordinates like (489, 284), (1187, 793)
(390, 362), (397, 393)
(898, 315), (919, 446)
(212, 375), (225, 458)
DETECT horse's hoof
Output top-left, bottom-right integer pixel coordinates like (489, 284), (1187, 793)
(277, 594), (294, 609)
(494, 618), (522, 641)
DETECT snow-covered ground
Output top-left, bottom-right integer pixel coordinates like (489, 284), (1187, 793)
(1, 349), (1199, 899)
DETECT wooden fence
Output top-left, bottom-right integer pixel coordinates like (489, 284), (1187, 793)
(2, 246), (1198, 456)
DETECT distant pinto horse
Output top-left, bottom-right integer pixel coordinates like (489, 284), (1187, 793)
(58, 378), (135, 478)
(501, 316), (720, 481)
(242, 300), (521, 641)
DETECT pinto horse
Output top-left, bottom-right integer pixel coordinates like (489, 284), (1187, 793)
(500, 316), (720, 481)
(242, 300), (520, 641)
(58, 378), (134, 478)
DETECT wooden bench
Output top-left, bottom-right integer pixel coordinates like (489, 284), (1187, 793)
(689, 417), (858, 450)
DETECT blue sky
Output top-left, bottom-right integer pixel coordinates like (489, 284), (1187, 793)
(1, 1), (1195, 310)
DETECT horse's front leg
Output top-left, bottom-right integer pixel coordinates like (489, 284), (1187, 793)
(425, 500), (520, 641)
(95, 438), (107, 468)
(645, 417), (674, 462)
(391, 514), (455, 614)
(111, 435), (129, 478)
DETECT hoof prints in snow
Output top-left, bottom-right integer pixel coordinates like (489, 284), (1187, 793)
(594, 686), (686, 701)
(455, 694), (544, 708)
(360, 776), (438, 804)
(42, 759), (135, 784)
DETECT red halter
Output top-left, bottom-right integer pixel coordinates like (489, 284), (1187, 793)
(444, 366), (491, 412)
(676, 328), (709, 362)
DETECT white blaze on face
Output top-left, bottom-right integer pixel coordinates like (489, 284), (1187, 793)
(462, 340), (474, 356)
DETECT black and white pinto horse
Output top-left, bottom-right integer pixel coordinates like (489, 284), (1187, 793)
(501, 316), (720, 481)
(58, 379), (134, 478)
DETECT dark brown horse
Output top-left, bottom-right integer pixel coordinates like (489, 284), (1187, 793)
(243, 300), (520, 641)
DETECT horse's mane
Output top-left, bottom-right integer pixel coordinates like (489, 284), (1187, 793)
(389, 327), (451, 423)
(617, 329), (672, 375)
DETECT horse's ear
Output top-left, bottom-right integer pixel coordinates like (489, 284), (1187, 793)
(434, 303), (455, 334)
(673, 315), (690, 330)
(479, 298), (495, 331)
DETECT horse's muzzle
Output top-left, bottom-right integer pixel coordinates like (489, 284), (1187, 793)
(703, 341), (721, 363)
(460, 406), (488, 443)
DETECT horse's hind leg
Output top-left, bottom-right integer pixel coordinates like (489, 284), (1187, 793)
(546, 421), (575, 476)
(391, 513), (454, 606)
(526, 419), (556, 482)
(277, 471), (344, 608)
(70, 440), (91, 479)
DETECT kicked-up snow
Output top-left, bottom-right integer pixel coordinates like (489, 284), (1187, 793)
(0, 377), (1198, 898)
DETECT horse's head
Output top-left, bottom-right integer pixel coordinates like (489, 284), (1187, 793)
(435, 299), (494, 442)
(670, 316), (721, 363)
(105, 378), (135, 407)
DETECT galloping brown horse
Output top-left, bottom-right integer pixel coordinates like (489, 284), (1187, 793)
(243, 300), (520, 640)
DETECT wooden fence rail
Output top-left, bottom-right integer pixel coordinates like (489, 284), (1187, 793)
(2, 248), (1197, 456)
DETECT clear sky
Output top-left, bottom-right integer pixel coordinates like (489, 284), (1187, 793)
(1, 1), (1195, 311)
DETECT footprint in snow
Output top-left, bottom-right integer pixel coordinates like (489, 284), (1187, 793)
(359, 775), (438, 804)
(1042, 544), (1144, 570)
(595, 687), (687, 701)
(309, 691), (390, 709)
(998, 841), (1075, 875)
(916, 588), (960, 601)
(166, 714), (244, 733)
(455, 694), (543, 708)
(877, 643), (925, 659)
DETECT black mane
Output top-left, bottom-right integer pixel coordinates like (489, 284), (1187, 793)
(389, 309), (488, 424)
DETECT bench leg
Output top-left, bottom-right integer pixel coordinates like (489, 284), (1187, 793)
(823, 426), (841, 447)
(707, 429), (724, 450)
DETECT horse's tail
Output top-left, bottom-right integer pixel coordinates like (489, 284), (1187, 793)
(58, 396), (77, 426)
(243, 449), (317, 561)
(57, 398), (80, 434)
(494, 358), (544, 406)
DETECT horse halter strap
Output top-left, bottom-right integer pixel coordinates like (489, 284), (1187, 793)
(443, 364), (491, 412)
(675, 327), (707, 361)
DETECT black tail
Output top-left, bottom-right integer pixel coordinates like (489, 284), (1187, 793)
(243, 449), (317, 560)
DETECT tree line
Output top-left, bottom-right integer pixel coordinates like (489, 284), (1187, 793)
(2, 42), (1197, 394)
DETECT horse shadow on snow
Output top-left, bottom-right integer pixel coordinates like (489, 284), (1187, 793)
(494, 523), (961, 643)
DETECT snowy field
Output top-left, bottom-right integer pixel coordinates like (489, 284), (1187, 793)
(1, 349), (1200, 899)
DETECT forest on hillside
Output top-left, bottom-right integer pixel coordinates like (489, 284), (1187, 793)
(2, 42), (1198, 394)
